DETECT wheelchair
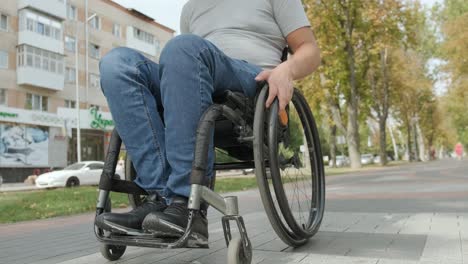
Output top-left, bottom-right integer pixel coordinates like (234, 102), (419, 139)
(94, 80), (326, 263)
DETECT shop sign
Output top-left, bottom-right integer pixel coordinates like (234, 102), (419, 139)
(56, 107), (114, 131)
(90, 107), (114, 130)
(0, 106), (64, 127)
(0, 111), (19, 118)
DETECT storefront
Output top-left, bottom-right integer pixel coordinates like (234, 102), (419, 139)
(0, 106), (114, 183)
(59, 107), (114, 165)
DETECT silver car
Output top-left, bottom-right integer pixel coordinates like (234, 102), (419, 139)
(361, 154), (374, 165)
(334, 155), (350, 167)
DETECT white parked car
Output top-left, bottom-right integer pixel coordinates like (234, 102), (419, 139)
(361, 154), (375, 165)
(373, 155), (392, 164)
(36, 161), (105, 188)
(335, 155), (350, 167)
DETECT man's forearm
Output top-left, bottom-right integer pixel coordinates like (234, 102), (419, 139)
(285, 42), (321, 81)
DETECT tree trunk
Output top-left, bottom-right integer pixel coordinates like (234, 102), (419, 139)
(412, 117), (419, 161)
(345, 36), (361, 169)
(347, 103), (361, 169)
(329, 124), (337, 168)
(379, 118), (388, 165)
(378, 49), (389, 166)
(406, 119), (413, 161)
(389, 125), (399, 161)
(416, 121), (426, 161)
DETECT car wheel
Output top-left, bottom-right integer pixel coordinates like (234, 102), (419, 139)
(66, 177), (80, 188)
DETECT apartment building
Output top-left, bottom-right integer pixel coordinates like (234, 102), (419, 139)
(0, 0), (175, 182)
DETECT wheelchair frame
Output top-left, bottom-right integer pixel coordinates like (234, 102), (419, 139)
(94, 83), (325, 263)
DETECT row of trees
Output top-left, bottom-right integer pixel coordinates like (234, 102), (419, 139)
(436, 0), (468, 148)
(298, 0), (465, 168)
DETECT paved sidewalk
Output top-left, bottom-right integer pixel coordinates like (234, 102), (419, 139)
(0, 159), (467, 264)
(0, 182), (38, 192)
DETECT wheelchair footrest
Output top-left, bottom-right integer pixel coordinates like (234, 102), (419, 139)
(96, 231), (209, 249)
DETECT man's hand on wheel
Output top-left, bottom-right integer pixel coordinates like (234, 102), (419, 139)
(255, 62), (294, 112)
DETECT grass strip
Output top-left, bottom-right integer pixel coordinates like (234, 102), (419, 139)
(0, 177), (262, 224)
(0, 161), (406, 224)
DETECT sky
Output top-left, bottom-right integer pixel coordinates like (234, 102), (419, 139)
(113, 0), (187, 33)
(113, 0), (444, 34)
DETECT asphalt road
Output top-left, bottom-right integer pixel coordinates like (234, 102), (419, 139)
(0, 159), (467, 264)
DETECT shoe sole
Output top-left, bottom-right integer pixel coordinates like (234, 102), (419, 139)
(142, 217), (209, 248)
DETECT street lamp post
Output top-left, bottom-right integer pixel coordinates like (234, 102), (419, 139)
(85, 0), (94, 109)
(74, 6), (97, 163)
(75, 24), (81, 162)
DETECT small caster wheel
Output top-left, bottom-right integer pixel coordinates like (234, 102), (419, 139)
(227, 237), (252, 264)
(100, 244), (126, 261)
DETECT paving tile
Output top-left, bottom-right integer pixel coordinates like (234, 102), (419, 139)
(252, 251), (307, 263)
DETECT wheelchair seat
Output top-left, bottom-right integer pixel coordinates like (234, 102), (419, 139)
(212, 91), (256, 161)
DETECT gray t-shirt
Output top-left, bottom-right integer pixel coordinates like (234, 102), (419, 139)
(180, 0), (310, 69)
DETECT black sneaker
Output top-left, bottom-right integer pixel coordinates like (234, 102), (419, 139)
(95, 194), (167, 235)
(142, 196), (208, 247)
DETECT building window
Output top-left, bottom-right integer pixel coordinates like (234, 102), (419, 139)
(67, 4), (77, 21)
(112, 23), (121, 38)
(89, 15), (100, 30)
(89, 73), (100, 89)
(65, 99), (76, 108)
(65, 36), (76, 52)
(0, 50), (8, 69)
(0, 89), (6, 105)
(133, 27), (154, 44)
(65, 67), (76, 84)
(155, 40), (161, 54)
(0, 13), (8, 31)
(90, 104), (100, 111)
(89, 43), (100, 59)
(17, 45), (64, 74)
(26, 93), (48, 111)
(19, 10), (62, 40)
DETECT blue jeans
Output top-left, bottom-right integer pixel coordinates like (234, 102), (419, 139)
(100, 34), (262, 199)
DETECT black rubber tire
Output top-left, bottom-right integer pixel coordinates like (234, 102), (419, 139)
(99, 196), (127, 261)
(227, 237), (252, 264)
(267, 89), (325, 239)
(253, 86), (325, 247)
(65, 177), (80, 188)
(100, 244), (126, 261)
(253, 86), (306, 247)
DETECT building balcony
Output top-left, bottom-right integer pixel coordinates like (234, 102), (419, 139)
(17, 67), (64, 91)
(18, 0), (66, 20)
(18, 30), (64, 54)
(126, 26), (158, 57)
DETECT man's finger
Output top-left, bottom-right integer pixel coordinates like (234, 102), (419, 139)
(279, 99), (287, 112)
(265, 86), (277, 108)
(255, 71), (271, 81)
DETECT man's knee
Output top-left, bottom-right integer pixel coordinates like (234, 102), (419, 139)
(100, 47), (137, 71)
(100, 47), (140, 92)
(160, 34), (207, 65)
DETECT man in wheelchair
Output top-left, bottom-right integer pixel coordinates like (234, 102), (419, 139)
(95, 0), (320, 242)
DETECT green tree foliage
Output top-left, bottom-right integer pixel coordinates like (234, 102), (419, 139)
(297, 0), (462, 164)
(438, 0), (468, 146)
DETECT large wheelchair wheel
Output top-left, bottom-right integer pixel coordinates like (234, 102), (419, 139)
(253, 86), (325, 247)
